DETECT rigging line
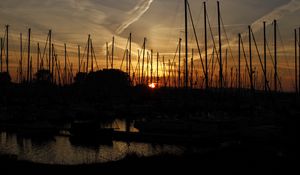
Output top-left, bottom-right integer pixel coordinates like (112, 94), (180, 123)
(134, 49), (145, 84)
(251, 28), (271, 91)
(128, 42), (134, 74)
(194, 1), (203, 32)
(266, 41), (275, 68)
(91, 41), (100, 70)
(266, 42), (276, 89)
(270, 22), (283, 91)
(120, 36), (129, 70)
(130, 55), (135, 75)
(11, 35), (23, 75)
(41, 34), (49, 68)
(207, 49), (214, 70)
(220, 14), (237, 69)
(188, 1), (203, 44)
(54, 51), (61, 86)
(80, 39), (88, 72)
(187, 1), (206, 78)
(265, 27), (277, 90)
(133, 50), (140, 77)
(2, 32), (7, 58)
(206, 11), (221, 67)
(67, 54), (73, 73)
(21, 35), (26, 63)
(210, 49), (216, 84)
(165, 0), (181, 47)
(1, 28), (6, 41)
(131, 55), (137, 83)
(277, 24), (291, 90)
(64, 45), (71, 70)
(266, 23), (276, 68)
(105, 43), (112, 67)
(171, 41), (179, 66)
(171, 64), (177, 86)
(240, 36), (251, 82)
(266, 28), (282, 90)
(133, 40), (145, 81)
(65, 46), (76, 76)
(52, 47), (60, 83)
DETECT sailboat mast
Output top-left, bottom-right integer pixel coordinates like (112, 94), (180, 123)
(299, 27), (300, 94)
(30, 57), (32, 82)
(126, 49), (128, 73)
(137, 50), (140, 84)
(185, 0), (188, 88)
(64, 43), (67, 84)
(146, 52), (149, 84)
(37, 43), (40, 72)
(49, 30), (51, 72)
(112, 36), (114, 69)
(106, 42), (109, 69)
(169, 59), (171, 87)
(204, 2), (208, 89)
(249, 25), (254, 91)
(52, 44), (54, 83)
(238, 33), (241, 89)
(178, 38), (182, 88)
(0, 38), (2, 73)
(87, 35), (90, 73)
(20, 33), (23, 82)
(6, 25), (9, 73)
(163, 56), (166, 87)
(191, 49), (194, 88)
(150, 49), (153, 83)
(218, 1), (223, 89)
(129, 33), (132, 78)
(225, 48), (228, 87)
(91, 39), (94, 73)
(295, 29), (298, 93)
(274, 20), (277, 92)
(78, 45), (80, 73)
(157, 52), (159, 86)
(142, 38), (146, 84)
(27, 28), (31, 82)
(264, 21), (267, 92)
(70, 63), (73, 84)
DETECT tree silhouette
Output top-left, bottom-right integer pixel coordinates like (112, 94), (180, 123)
(74, 69), (130, 88)
(34, 69), (52, 84)
(0, 72), (11, 85)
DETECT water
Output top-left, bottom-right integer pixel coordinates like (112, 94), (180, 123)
(0, 119), (185, 165)
(111, 119), (139, 132)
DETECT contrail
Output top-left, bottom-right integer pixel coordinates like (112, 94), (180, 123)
(251, 0), (300, 33)
(224, 0), (300, 51)
(115, 0), (154, 34)
(196, 0), (300, 71)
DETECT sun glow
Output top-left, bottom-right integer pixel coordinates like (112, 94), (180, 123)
(148, 83), (156, 89)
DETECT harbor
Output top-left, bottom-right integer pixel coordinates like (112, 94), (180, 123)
(0, 0), (300, 174)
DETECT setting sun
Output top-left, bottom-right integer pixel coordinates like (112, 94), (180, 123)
(148, 83), (156, 89)
(0, 0), (298, 173)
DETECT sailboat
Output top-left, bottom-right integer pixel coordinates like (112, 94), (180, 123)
(69, 120), (114, 145)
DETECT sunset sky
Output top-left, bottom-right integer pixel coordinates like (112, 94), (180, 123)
(1, 0), (300, 90)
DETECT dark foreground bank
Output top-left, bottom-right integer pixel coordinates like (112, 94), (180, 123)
(0, 142), (296, 175)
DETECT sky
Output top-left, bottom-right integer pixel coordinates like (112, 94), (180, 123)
(1, 0), (300, 90)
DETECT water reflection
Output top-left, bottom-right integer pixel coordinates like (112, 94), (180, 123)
(0, 131), (184, 165)
(112, 119), (139, 132)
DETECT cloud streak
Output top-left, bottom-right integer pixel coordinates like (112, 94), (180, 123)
(115, 0), (154, 34)
(223, 0), (300, 56)
(251, 0), (300, 33)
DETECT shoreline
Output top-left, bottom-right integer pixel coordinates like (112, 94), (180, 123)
(0, 142), (294, 174)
